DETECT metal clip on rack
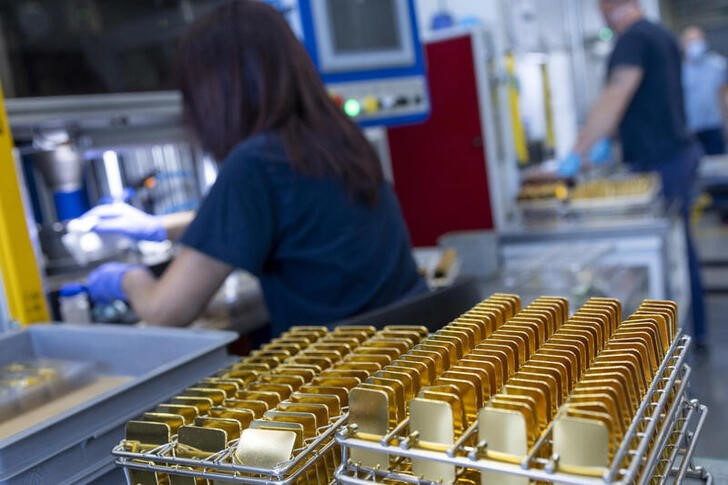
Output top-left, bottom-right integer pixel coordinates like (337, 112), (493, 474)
(335, 334), (711, 485)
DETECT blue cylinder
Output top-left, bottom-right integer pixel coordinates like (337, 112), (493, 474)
(54, 189), (87, 221)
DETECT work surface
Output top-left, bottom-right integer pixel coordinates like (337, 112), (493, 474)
(689, 458), (728, 483)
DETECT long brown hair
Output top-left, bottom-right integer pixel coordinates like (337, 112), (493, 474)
(176, 0), (383, 204)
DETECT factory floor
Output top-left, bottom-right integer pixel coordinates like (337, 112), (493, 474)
(690, 212), (728, 459)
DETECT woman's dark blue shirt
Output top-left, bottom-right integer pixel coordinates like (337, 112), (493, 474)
(181, 133), (426, 334)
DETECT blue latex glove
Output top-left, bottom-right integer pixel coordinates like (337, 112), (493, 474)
(557, 152), (582, 177)
(79, 202), (166, 242)
(87, 262), (139, 303)
(589, 139), (612, 165)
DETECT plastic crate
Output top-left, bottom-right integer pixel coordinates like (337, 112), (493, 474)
(0, 324), (237, 485)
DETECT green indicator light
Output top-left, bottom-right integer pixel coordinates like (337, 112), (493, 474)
(599, 27), (614, 42)
(344, 99), (361, 118)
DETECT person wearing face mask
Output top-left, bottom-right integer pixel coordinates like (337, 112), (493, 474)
(558, 0), (706, 348)
(681, 26), (728, 155)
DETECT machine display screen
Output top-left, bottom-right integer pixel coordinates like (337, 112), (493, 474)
(313, 0), (415, 73)
(327, 0), (400, 53)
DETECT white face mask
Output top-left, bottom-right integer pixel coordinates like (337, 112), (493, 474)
(686, 40), (708, 60)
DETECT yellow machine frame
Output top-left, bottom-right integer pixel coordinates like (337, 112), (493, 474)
(0, 84), (49, 325)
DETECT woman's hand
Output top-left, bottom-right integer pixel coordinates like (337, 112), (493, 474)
(78, 203), (167, 242)
(87, 262), (141, 303)
(87, 248), (234, 327)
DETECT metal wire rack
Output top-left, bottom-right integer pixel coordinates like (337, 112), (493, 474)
(113, 411), (346, 484)
(335, 334), (712, 485)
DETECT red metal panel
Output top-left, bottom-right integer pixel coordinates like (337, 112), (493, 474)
(388, 34), (493, 247)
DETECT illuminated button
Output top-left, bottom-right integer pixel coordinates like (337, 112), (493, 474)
(362, 96), (380, 114)
(599, 27), (614, 42)
(380, 96), (396, 110)
(344, 99), (361, 118)
(331, 94), (344, 107)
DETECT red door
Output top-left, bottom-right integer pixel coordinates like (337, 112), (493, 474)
(388, 34), (494, 247)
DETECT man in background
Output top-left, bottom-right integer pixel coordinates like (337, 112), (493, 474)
(558, 0), (706, 348)
(682, 26), (728, 155)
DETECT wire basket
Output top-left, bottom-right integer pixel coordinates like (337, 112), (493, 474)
(335, 335), (711, 485)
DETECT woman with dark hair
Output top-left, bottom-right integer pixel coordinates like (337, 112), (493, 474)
(85, 0), (426, 335)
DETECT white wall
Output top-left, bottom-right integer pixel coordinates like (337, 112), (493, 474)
(415, 0), (661, 49)
(415, 0), (505, 46)
(415, 0), (500, 35)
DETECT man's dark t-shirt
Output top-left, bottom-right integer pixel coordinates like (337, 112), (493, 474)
(608, 19), (693, 168)
(181, 133), (425, 335)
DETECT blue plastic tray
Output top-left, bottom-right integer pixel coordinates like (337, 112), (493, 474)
(0, 324), (237, 484)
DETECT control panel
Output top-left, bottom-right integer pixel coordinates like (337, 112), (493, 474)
(328, 77), (429, 124)
(270, 0), (430, 127)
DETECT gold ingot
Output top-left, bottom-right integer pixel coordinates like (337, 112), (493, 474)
(171, 396), (213, 414)
(298, 385), (349, 406)
(209, 406), (255, 429)
(288, 326), (328, 336)
(194, 416), (242, 441)
(277, 402), (330, 428)
(263, 410), (318, 439)
(459, 356), (501, 394)
(155, 404), (197, 424)
(235, 390), (280, 408)
(235, 428), (297, 468)
(409, 398), (456, 484)
(344, 353), (392, 367)
(376, 369), (417, 401)
(321, 368), (370, 382)
(334, 361), (382, 374)
(250, 419), (305, 449)
(142, 412), (184, 435)
(311, 375), (361, 390)
(354, 346), (401, 361)
(194, 380), (238, 398)
(349, 387), (389, 468)
(333, 325), (377, 336)
(503, 384), (548, 432)
(488, 396), (537, 446)
(390, 359), (429, 387)
(183, 388), (227, 406)
(273, 366), (318, 382)
(479, 406), (531, 485)
(290, 392), (342, 418)
(247, 382), (295, 401)
(509, 376), (554, 421)
(435, 376), (479, 422)
(553, 412), (611, 470)
(358, 381), (403, 426)
(362, 338), (413, 354)
(418, 386), (465, 435)
(257, 373), (307, 391)
(178, 425), (227, 456)
(518, 365), (563, 408)
(223, 398), (269, 418)
(125, 420), (170, 447)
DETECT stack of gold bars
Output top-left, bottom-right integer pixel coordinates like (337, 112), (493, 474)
(570, 175), (658, 201)
(116, 324), (427, 484)
(114, 294), (707, 485)
(337, 295), (704, 485)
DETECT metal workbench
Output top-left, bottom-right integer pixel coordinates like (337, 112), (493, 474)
(498, 211), (690, 322)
